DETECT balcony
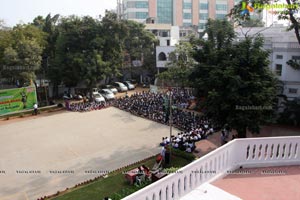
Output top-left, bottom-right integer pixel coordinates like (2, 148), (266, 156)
(122, 136), (300, 200)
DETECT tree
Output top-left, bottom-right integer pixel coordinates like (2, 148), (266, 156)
(240, 18), (265, 27)
(230, 1), (300, 88)
(48, 12), (128, 98)
(190, 19), (278, 138)
(33, 14), (61, 96)
(278, 97), (300, 126)
(100, 11), (128, 83)
(51, 15), (105, 97)
(0, 24), (46, 86)
(123, 20), (157, 81)
(229, 0), (300, 45)
(158, 40), (195, 87)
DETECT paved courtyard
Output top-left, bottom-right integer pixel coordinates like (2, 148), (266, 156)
(0, 107), (178, 200)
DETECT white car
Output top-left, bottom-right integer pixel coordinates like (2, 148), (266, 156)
(92, 92), (106, 103)
(114, 82), (128, 92)
(105, 85), (118, 94)
(123, 81), (135, 90)
(99, 89), (115, 100)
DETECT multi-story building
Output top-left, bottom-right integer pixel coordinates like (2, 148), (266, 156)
(235, 25), (300, 101)
(122, 0), (237, 31)
(144, 21), (198, 73)
(145, 23), (179, 72)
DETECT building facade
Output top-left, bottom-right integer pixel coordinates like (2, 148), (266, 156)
(122, 0), (238, 31)
(236, 26), (300, 101)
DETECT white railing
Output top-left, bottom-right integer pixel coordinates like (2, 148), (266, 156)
(122, 136), (300, 200)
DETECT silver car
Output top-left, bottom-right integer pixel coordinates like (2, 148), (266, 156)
(114, 82), (128, 92)
(123, 81), (135, 90)
(99, 89), (115, 100)
(105, 85), (118, 94)
(92, 92), (106, 103)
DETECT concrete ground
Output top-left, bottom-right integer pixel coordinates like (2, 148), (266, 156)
(0, 107), (178, 200)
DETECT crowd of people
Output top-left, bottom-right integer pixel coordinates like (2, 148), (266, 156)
(114, 89), (215, 153)
(65, 88), (216, 153)
(66, 101), (112, 112)
(160, 126), (214, 153)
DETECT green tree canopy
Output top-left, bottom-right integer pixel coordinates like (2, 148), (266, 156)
(230, 0), (300, 45)
(0, 24), (46, 86)
(190, 19), (278, 138)
(158, 39), (195, 87)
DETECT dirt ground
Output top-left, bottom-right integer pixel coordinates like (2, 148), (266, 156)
(0, 107), (178, 200)
(0, 86), (299, 199)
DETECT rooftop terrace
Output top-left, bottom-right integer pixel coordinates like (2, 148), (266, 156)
(123, 136), (300, 200)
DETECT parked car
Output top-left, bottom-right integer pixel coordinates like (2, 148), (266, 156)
(74, 94), (83, 100)
(99, 89), (115, 100)
(123, 81), (135, 90)
(63, 92), (73, 100)
(105, 85), (118, 94)
(113, 82), (128, 92)
(92, 92), (105, 103)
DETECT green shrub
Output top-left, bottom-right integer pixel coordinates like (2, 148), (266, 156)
(163, 167), (181, 174)
(171, 148), (196, 161)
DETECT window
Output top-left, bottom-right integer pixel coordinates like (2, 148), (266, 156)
(127, 2), (135, 8)
(288, 88), (298, 94)
(200, 3), (208, 10)
(157, 0), (173, 24)
(127, 12), (136, 18)
(158, 52), (167, 61)
(135, 1), (148, 8)
(275, 64), (282, 76)
(292, 56), (300, 60)
(199, 23), (205, 29)
(216, 14), (227, 19)
(160, 31), (169, 37)
(183, 22), (192, 27)
(136, 12), (148, 19)
(167, 40), (170, 46)
(276, 55), (283, 59)
(169, 52), (177, 61)
(180, 32), (187, 37)
(183, 13), (192, 19)
(183, 2), (192, 9)
(216, 4), (228, 11)
(199, 13), (208, 20)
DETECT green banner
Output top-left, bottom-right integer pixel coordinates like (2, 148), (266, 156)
(0, 86), (37, 115)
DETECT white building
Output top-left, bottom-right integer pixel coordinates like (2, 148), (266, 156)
(145, 22), (198, 73)
(145, 23), (178, 72)
(235, 26), (300, 101)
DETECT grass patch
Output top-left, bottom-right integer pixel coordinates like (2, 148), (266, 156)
(50, 154), (192, 200)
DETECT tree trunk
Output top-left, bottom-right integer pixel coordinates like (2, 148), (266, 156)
(286, 0), (300, 46)
(237, 126), (247, 138)
(89, 87), (93, 102)
(53, 83), (58, 98)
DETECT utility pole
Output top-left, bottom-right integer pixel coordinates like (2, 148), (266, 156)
(169, 89), (172, 165)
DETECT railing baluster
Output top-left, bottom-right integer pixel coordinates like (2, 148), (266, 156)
(122, 137), (300, 200)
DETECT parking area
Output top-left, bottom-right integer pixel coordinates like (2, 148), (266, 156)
(0, 107), (178, 200)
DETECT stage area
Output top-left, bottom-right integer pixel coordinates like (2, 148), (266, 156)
(0, 107), (178, 200)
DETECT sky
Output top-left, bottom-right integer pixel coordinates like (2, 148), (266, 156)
(0, 0), (117, 27)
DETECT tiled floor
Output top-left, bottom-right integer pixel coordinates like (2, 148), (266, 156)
(213, 166), (300, 200)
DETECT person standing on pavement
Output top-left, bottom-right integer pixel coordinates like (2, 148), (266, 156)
(33, 103), (38, 115)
